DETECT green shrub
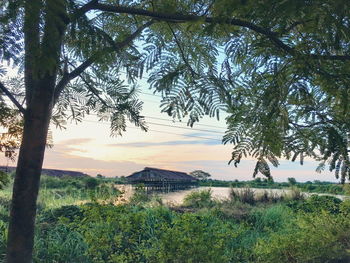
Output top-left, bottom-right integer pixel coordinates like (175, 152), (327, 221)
(213, 200), (252, 221)
(71, 204), (246, 263)
(84, 177), (99, 190)
(183, 189), (214, 208)
(129, 185), (151, 205)
(146, 212), (239, 263)
(38, 205), (84, 224)
(0, 197), (11, 222)
(0, 220), (7, 261)
(249, 205), (293, 233)
(40, 175), (85, 189)
(34, 223), (89, 263)
(295, 195), (342, 214)
(75, 204), (173, 262)
(0, 171), (10, 190)
(254, 212), (350, 262)
(340, 199), (350, 214)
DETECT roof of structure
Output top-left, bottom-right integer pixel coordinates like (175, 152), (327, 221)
(127, 167), (198, 182)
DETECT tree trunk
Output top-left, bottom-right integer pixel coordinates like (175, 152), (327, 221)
(6, 81), (54, 263)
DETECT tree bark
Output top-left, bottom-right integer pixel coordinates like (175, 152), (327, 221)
(6, 79), (54, 263)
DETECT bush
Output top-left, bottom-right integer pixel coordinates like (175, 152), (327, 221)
(146, 212), (239, 263)
(183, 189), (214, 208)
(340, 199), (350, 214)
(71, 203), (245, 263)
(38, 205), (84, 224)
(75, 204), (174, 262)
(0, 171), (10, 190)
(40, 175), (85, 189)
(254, 212), (350, 262)
(249, 205), (293, 233)
(0, 220), (7, 261)
(84, 177), (99, 190)
(34, 223), (89, 263)
(294, 195), (342, 214)
(129, 185), (151, 205)
(213, 200), (252, 221)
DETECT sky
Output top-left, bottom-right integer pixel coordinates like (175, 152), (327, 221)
(0, 67), (339, 183)
(19, 85), (336, 183)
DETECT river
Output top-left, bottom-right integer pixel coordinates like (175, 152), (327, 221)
(118, 185), (348, 205)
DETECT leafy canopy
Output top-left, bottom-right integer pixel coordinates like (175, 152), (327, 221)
(1, 0), (350, 180)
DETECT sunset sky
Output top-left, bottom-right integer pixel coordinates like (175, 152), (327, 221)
(39, 85), (337, 183)
(0, 67), (338, 183)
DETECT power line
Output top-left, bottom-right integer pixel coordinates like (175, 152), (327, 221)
(88, 112), (227, 130)
(146, 121), (224, 134)
(128, 126), (222, 142)
(143, 115), (227, 130)
(82, 119), (223, 142)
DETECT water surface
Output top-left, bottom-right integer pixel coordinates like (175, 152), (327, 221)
(118, 185), (348, 205)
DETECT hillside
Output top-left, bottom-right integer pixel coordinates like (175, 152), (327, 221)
(0, 166), (89, 178)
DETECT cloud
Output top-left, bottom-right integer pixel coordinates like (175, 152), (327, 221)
(58, 138), (94, 146)
(182, 132), (224, 139)
(39, 140), (340, 183)
(43, 143), (145, 177)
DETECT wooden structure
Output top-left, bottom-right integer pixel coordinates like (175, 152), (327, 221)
(127, 167), (198, 192)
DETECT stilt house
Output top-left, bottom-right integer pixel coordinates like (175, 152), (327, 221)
(127, 167), (198, 191)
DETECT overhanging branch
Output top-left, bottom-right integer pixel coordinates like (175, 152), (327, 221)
(0, 82), (26, 114)
(85, 2), (350, 62)
(53, 20), (154, 104)
(167, 23), (199, 79)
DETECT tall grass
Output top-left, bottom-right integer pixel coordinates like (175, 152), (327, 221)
(230, 187), (255, 204)
(229, 187), (305, 205)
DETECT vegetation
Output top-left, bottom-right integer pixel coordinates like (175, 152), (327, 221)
(1, 0), (350, 260)
(200, 177), (347, 195)
(189, 170), (212, 181)
(0, 174), (348, 262)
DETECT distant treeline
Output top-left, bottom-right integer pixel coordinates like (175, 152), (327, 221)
(199, 178), (346, 195)
(0, 166), (88, 178)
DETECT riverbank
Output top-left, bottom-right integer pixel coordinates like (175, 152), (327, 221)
(199, 178), (348, 195)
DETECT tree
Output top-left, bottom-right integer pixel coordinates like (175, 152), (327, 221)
(288, 177), (297, 186)
(215, 1), (350, 182)
(190, 170), (212, 181)
(96, 174), (104, 179)
(1, 1), (350, 262)
(84, 177), (99, 189)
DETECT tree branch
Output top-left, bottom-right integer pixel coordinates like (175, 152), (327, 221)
(72, 0), (98, 21)
(79, 74), (111, 109)
(88, 2), (350, 61)
(53, 20), (154, 104)
(166, 23), (199, 79)
(289, 121), (329, 129)
(0, 82), (26, 114)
